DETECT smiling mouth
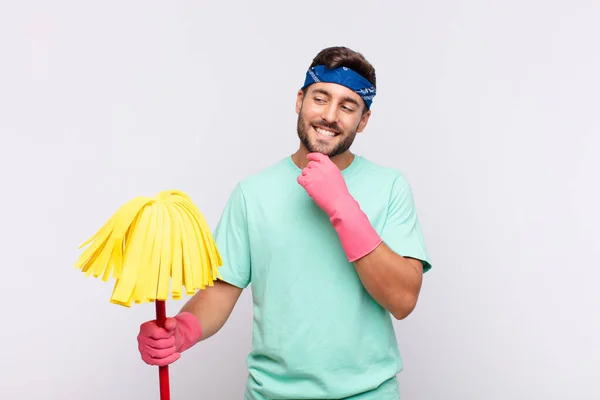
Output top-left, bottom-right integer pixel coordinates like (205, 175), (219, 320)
(313, 126), (339, 139)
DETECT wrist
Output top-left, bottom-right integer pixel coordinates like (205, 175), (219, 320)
(174, 311), (203, 353)
(329, 197), (382, 262)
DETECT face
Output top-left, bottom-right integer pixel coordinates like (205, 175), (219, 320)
(296, 82), (371, 158)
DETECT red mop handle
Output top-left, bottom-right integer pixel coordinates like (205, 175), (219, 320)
(155, 300), (171, 400)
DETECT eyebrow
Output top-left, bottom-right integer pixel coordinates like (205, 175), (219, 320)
(311, 88), (361, 107)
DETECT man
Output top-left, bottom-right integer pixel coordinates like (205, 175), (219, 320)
(137, 46), (432, 399)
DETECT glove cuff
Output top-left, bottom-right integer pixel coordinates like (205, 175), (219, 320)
(329, 198), (382, 262)
(174, 311), (203, 353)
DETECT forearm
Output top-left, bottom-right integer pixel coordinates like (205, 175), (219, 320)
(352, 242), (423, 319)
(329, 200), (423, 319)
(179, 280), (242, 341)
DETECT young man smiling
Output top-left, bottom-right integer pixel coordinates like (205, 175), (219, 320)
(137, 46), (432, 400)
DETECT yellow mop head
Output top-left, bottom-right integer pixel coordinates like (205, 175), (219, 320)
(74, 190), (222, 307)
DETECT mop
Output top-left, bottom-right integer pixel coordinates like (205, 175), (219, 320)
(74, 189), (222, 399)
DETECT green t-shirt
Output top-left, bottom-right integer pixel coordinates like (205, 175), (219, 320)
(213, 155), (431, 400)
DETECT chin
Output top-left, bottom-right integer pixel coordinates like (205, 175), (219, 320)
(307, 141), (335, 155)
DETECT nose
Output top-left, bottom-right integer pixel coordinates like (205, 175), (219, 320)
(321, 104), (338, 124)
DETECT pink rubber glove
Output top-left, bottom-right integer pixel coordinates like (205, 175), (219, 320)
(137, 311), (202, 367)
(297, 152), (382, 261)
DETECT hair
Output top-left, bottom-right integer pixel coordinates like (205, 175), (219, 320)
(302, 46), (376, 113)
(308, 46), (376, 88)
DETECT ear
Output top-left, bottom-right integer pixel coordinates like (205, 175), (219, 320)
(356, 109), (372, 133)
(295, 89), (304, 114)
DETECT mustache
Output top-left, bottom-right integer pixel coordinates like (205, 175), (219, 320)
(313, 121), (341, 134)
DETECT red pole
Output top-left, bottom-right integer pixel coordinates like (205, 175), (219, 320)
(155, 300), (171, 400)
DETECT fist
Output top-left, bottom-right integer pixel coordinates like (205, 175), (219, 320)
(137, 317), (182, 367)
(297, 152), (351, 216)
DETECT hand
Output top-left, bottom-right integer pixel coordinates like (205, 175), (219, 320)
(297, 152), (352, 216)
(297, 152), (382, 262)
(137, 312), (202, 367)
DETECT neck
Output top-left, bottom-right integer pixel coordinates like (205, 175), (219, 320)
(292, 146), (355, 170)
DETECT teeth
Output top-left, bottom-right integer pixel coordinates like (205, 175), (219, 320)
(316, 127), (336, 137)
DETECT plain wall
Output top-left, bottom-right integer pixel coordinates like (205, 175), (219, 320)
(1, 1), (598, 399)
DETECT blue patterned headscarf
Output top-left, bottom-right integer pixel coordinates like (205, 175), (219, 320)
(301, 65), (376, 109)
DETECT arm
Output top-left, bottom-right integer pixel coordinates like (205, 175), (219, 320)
(179, 280), (243, 341)
(137, 280), (242, 366)
(327, 195), (425, 319)
(353, 243), (423, 319)
(298, 153), (431, 319)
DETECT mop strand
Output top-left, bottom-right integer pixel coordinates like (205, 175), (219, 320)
(74, 189), (223, 307)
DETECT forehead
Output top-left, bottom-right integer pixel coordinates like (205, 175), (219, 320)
(306, 82), (362, 103)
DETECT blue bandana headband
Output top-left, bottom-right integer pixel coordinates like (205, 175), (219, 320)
(302, 65), (376, 109)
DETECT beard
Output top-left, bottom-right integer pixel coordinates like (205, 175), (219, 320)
(296, 111), (357, 158)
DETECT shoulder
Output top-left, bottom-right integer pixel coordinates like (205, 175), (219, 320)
(354, 157), (422, 219)
(230, 156), (295, 198)
(354, 155), (412, 190)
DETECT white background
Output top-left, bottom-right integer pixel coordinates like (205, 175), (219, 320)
(1, 1), (599, 399)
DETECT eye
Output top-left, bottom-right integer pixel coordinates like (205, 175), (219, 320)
(342, 105), (355, 112)
(314, 97), (326, 103)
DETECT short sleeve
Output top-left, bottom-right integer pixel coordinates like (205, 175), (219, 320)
(380, 175), (432, 273)
(213, 183), (252, 288)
